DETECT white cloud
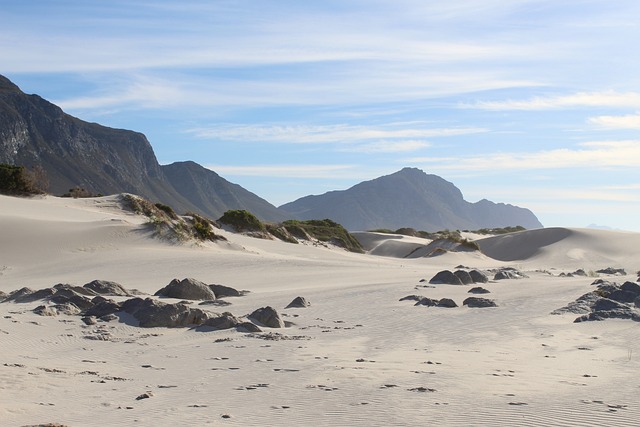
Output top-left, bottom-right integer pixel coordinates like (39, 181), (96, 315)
(204, 164), (359, 179)
(464, 91), (640, 110)
(188, 124), (486, 144)
(407, 140), (640, 171)
(588, 113), (640, 129)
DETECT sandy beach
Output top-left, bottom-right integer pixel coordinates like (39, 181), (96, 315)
(1, 194), (639, 426)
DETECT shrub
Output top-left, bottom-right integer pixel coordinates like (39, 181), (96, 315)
(281, 219), (364, 253)
(0, 163), (44, 195)
(219, 210), (265, 232)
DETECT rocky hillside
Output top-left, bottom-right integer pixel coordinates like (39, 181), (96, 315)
(280, 167), (543, 231)
(0, 74), (284, 222)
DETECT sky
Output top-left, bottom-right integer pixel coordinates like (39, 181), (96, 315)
(2, 0), (640, 231)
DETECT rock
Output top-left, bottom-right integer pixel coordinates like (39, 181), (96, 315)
(592, 298), (628, 312)
(469, 269), (489, 283)
(454, 270), (473, 285)
(285, 296), (310, 308)
(84, 299), (122, 318)
(437, 298), (458, 308)
(608, 290), (638, 304)
(81, 316), (97, 325)
(596, 267), (626, 275)
(0, 291), (6, 301)
(575, 310), (640, 322)
(49, 293), (94, 311)
(621, 281), (640, 296)
(6, 287), (53, 303)
(53, 283), (97, 296)
(84, 279), (132, 296)
(154, 278), (216, 301)
(493, 268), (528, 280)
(100, 313), (119, 322)
(414, 297), (439, 307)
(249, 306), (285, 328)
(135, 391), (153, 400)
(399, 295), (424, 302)
(209, 284), (244, 298)
(429, 270), (463, 285)
(468, 287), (490, 294)
(635, 296), (640, 309)
(33, 305), (58, 316)
(572, 269), (588, 276)
(237, 322), (262, 333)
(463, 297), (498, 308)
(203, 312), (239, 330)
(122, 297), (212, 328)
(54, 303), (82, 316)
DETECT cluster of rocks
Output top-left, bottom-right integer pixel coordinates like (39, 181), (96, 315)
(1, 278), (309, 332)
(400, 294), (497, 309)
(490, 267), (529, 280)
(428, 269), (489, 285)
(552, 279), (640, 322)
(558, 269), (588, 278)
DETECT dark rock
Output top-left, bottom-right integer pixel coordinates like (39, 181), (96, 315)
(572, 269), (588, 276)
(468, 287), (490, 294)
(575, 310), (640, 322)
(100, 314), (119, 322)
(154, 278), (216, 301)
(463, 297), (498, 308)
(592, 298), (628, 312)
(469, 269), (489, 283)
(122, 297), (211, 328)
(437, 298), (458, 308)
(49, 293), (95, 311)
(414, 297), (439, 307)
(493, 268), (528, 280)
(0, 291), (6, 301)
(84, 280), (132, 296)
(7, 287), (53, 303)
(33, 305), (58, 316)
(399, 295), (424, 302)
(453, 270), (473, 285)
(285, 296), (310, 308)
(135, 392), (153, 400)
(81, 316), (97, 325)
(237, 322), (262, 333)
(53, 283), (97, 296)
(635, 296), (640, 309)
(621, 281), (640, 295)
(209, 284), (244, 298)
(84, 300), (122, 318)
(198, 299), (232, 307)
(608, 290), (638, 304)
(429, 270), (463, 285)
(248, 306), (285, 328)
(596, 267), (626, 275)
(203, 312), (239, 330)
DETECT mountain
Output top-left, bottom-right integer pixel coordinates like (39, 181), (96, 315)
(0, 74), (284, 222)
(279, 167), (543, 231)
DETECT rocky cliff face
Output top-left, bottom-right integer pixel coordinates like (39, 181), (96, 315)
(280, 168), (543, 231)
(0, 75), (283, 221)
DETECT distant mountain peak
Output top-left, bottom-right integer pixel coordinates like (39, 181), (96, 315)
(280, 168), (542, 231)
(0, 75), (20, 92)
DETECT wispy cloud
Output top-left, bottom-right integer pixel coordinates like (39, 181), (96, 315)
(588, 113), (640, 129)
(204, 164), (359, 179)
(463, 91), (640, 111)
(188, 123), (486, 145)
(407, 140), (640, 171)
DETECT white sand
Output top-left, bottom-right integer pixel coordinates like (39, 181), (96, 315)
(1, 194), (639, 426)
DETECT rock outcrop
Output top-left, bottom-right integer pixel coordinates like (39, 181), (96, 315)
(154, 278), (216, 301)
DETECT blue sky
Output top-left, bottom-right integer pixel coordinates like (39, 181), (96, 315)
(2, 0), (640, 230)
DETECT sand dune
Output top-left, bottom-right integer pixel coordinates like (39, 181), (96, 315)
(1, 194), (639, 426)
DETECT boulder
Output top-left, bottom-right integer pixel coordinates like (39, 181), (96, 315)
(399, 295), (424, 302)
(463, 297), (497, 308)
(122, 297), (212, 328)
(453, 270), (473, 285)
(469, 270), (489, 283)
(414, 297), (439, 307)
(49, 293), (95, 311)
(84, 299), (122, 318)
(285, 296), (310, 308)
(592, 298), (628, 312)
(494, 269), (527, 280)
(209, 284), (244, 298)
(203, 312), (239, 330)
(572, 269), (588, 276)
(468, 287), (490, 294)
(7, 287), (54, 303)
(84, 280), (132, 296)
(596, 267), (626, 275)
(437, 298), (458, 308)
(608, 290), (638, 304)
(635, 296), (640, 309)
(575, 310), (640, 322)
(155, 278), (216, 301)
(53, 283), (97, 297)
(621, 281), (640, 296)
(429, 270), (463, 285)
(248, 306), (285, 328)
(0, 291), (6, 301)
(237, 322), (262, 333)
(33, 305), (58, 316)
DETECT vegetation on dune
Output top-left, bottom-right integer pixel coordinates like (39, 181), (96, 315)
(0, 163), (48, 195)
(218, 209), (265, 233)
(122, 194), (225, 243)
(281, 219), (364, 253)
(470, 226), (526, 235)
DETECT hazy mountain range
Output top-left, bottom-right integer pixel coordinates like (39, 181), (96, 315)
(0, 74), (542, 231)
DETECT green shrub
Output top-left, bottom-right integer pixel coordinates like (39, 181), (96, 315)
(0, 163), (42, 195)
(281, 219), (364, 253)
(218, 210), (265, 232)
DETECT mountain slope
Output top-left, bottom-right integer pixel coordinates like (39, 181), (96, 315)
(280, 167), (543, 231)
(0, 74), (283, 221)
